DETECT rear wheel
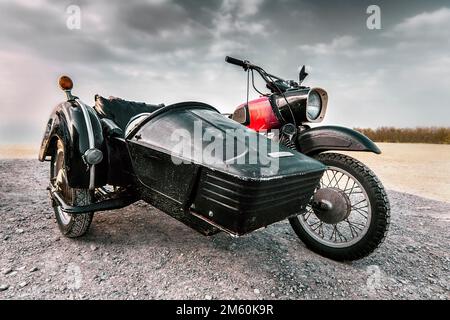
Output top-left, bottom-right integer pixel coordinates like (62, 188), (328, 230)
(289, 153), (390, 261)
(50, 139), (94, 238)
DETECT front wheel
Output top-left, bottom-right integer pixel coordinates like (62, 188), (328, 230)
(290, 153), (390, 261)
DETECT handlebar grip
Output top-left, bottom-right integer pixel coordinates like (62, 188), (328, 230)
(225, 56), (247, 68)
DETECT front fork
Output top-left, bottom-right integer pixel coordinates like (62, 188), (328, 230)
(275, 124), (310, 151)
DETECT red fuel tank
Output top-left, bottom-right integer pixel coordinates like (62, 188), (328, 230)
(233, 97), (281, 131)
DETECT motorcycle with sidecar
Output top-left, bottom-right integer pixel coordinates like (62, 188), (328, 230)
(38, 57), (390, 261)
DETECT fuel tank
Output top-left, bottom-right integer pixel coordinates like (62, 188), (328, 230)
(232, 97), (281, 131)
(126, 102), (325, 236)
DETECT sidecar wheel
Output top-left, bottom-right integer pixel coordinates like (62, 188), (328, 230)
(289, 153), (390, 261)
(50, 139), (94, 238)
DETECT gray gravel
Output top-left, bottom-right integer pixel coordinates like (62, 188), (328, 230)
(0, 159), (449, 300)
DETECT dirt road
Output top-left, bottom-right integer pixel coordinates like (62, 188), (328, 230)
(0, 160), (449, 300)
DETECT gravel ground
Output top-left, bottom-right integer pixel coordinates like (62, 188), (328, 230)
(0, 159), (449, 300)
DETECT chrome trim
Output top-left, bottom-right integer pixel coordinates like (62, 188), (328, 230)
(84, 148), (103, 165)
(190, 210), (241, 238)
(76, 99), (96, 190)
(124, 113), (152, 139)
(306, 88), (328, 123)
(89, 165), (95, 190)
(63, 90), (75, 101)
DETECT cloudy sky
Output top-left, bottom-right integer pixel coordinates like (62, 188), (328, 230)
(0, 0), (449, 145)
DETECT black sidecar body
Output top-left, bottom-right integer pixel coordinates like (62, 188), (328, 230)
(40, 95), (325, 237)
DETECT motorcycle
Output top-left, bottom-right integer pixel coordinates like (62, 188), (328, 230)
(38, 57), (389, 262)
(226, 56), (390, 260)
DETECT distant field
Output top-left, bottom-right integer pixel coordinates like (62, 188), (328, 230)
(343, 143), (450, 203)
(0, 145), (38, 159)
(355, 127), (450, 144)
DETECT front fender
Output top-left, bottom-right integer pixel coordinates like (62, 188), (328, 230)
(38, 101), (107, 188)
(297, 126), (381, 156)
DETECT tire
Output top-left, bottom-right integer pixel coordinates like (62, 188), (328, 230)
(50, 139), (94, 238)
(289, 153), (390, 261)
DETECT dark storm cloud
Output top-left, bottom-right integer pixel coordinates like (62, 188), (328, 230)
(0, 1), (125, 64)
(121, 2), (193, 34)
(0, 0), (449, 144)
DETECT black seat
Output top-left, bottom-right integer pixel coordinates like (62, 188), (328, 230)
(94, 95), (164, 131)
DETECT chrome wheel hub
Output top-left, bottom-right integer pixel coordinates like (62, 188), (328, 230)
(312, 188), (352, 224)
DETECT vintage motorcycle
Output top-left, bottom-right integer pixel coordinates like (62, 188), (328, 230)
(38, 57), (389, 262)
(226, 56), (390, 260)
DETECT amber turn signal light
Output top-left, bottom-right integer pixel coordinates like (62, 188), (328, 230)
(59, 75), (73, 91)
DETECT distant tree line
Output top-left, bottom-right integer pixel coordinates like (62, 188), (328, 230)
(354, 127), (450, 144)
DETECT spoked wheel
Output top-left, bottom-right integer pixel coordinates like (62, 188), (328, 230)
(290, 153), (390, 261)
(50, 139), (94, 238)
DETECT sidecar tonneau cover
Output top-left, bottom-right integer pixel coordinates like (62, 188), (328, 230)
(94, 95), (164, 132)
(126, 102), (326, 236)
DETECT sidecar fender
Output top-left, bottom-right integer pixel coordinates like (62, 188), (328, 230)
(297, 126), (381, 156)
(38, 101), (107, 188)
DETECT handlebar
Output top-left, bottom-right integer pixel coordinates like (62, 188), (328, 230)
(225, 56), (281, 80)
(225, 56), (248, 69)
(225, 56), (292, 94)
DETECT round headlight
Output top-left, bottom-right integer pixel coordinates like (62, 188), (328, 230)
(306, 91), (322, 121)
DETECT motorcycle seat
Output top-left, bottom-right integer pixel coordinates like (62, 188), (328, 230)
(94, 95), (164, 132)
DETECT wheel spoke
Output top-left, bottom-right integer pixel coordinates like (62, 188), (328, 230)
(346, 220), (357, 238)
(343, 175), (350, 192)
(346, 218), (364, 236)
(333, 172), (345, 188)
(345, 181), (358, 196)
(325, 170), (333, 187)
(352, 199), (366, 207)
(348, 220), (365, 230)
(318, 223), (325, 239)
(353, 204), (368, 211)
(353, 207), (368, 219)
(335, 226), (347, 242)
(303, 207), (313, 221)
(311, 222), (323, 232)
(346, 191), (364, 196)
(329, 171), (339, 188)
(329, 226), (337, 241)
(309, 220), (320, 226)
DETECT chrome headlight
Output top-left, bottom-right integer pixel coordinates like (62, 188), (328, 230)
(306, 90), (322, 121)
(306, 88), (328, 123)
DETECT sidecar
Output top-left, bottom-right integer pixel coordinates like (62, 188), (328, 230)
(39, 79), (326, 238)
